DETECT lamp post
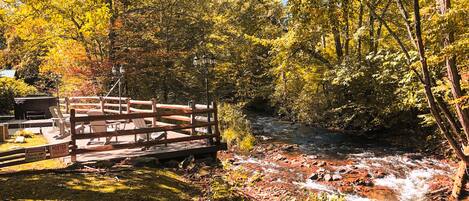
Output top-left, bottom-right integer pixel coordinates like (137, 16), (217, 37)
(193, 53), (216, 135)
(112, 64), (125, 114)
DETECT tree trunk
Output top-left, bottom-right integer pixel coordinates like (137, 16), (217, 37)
(357, 0), (364, 62)
(438, 0), (469, 142)
(412, 0), (469, 165)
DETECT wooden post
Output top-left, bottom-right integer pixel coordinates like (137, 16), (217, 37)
(126, 98), (131, 122)
(100, 97), (105, 113)
(151, 98), (157, 127)
(212, 101), (220, 144)
(70, 109), (77, 162)
(65, 97), (70, 114)
(126, 98), (131, 114)
(0, 124), (7, 142)
(452, 146), (469, 199)
(189, 101), (196, 135)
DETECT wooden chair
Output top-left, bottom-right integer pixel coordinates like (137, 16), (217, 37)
(132, 118), (167, 146)
(49, 106), (84, 137)
(87, 110), (118, 144)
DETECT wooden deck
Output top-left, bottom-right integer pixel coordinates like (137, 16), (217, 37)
(5, 121), (226, 163)
(0, 97), (226, 167)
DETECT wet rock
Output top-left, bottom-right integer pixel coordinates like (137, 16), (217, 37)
(179, 155), (195, 169)
(317, 161), (326, 167)
(354, 178), (374, 186)
(332, 174), (342, 181)
(338, 168), (347, 174)
(324, 174), (332, 181)
(405, 153), (423, 160)
(373, 171), (386, 179)
(283, 145), (295, 152)
(274, 154), (287, 161)
(309, 173), (319, 180)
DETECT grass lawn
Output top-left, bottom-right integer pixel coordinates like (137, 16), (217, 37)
(0, 134), (66, 173)
(0, 134), (242, 201)
(0, 168), (204, 201)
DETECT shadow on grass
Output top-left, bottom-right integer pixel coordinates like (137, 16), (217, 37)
(0, 168), (201, 201)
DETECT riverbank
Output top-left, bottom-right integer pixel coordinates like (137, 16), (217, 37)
(215, 115), (457, 200)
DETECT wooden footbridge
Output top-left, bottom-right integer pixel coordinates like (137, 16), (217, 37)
(0, 96), (227, 168)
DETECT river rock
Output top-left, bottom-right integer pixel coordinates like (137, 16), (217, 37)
(179, 155), (195, 169)
(283, 145), (295, 152)
(373, 171), (386, 179)
(274, 154), (287, 161)
(309, 173), (319, 180)
(317, 161), (326, 167)
(354, 178), (373, 186)
(338, 168), (347, 174)
(332, 174), (342, 181)
(317, 167), (326, 172)
(324, 174), (332, 181)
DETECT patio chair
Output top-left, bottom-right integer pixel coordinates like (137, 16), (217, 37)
(87, 110), (118, 144)
(49, 106), (84, 137)
(132, 118), (167, 146)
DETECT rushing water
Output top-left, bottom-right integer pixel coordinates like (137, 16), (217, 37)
(234, 114), (454, 200)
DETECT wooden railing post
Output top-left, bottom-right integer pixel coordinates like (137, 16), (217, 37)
(70, 109), (77, 162)
(151, 98), (157, 127)
(189, 101), (196, 135)
(212, 101), (220, 144)
(65, 97), (70, 114)
(126, 98), (131, 122)
(126, 98), (131, 114)
(99, 97), (105, 113)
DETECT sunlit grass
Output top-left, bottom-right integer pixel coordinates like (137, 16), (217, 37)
(0, 168), (201, 201)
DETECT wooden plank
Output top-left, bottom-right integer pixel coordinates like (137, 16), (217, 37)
(0, 154), (25, 163)
(75, 134), (219, 154)
(70, 103), (100, 107)
(104, 109), (121, 114)
(104, 103), (129, 108)
(129, 100), (153, 105)
(161, 115), (191, 122)
(195, 104), (213, 109)
(156, 104), (190, 110)
(0, 156), (53, 169)
(0, 149), (25, 157)
(130, 108), (152, 113)
(70, 96), (100, 100)
(70, 109), (77, 162)
(74, 122), (216, 140)
(103, 96), (130, 101)
(71, 109), (215, 122)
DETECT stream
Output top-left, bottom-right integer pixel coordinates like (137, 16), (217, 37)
(220, 115), (455, 200)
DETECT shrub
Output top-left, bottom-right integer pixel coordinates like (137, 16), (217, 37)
(218, 103), (255, 151)
(0, 77), (38, 114)
(14, 130), (35, 138)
